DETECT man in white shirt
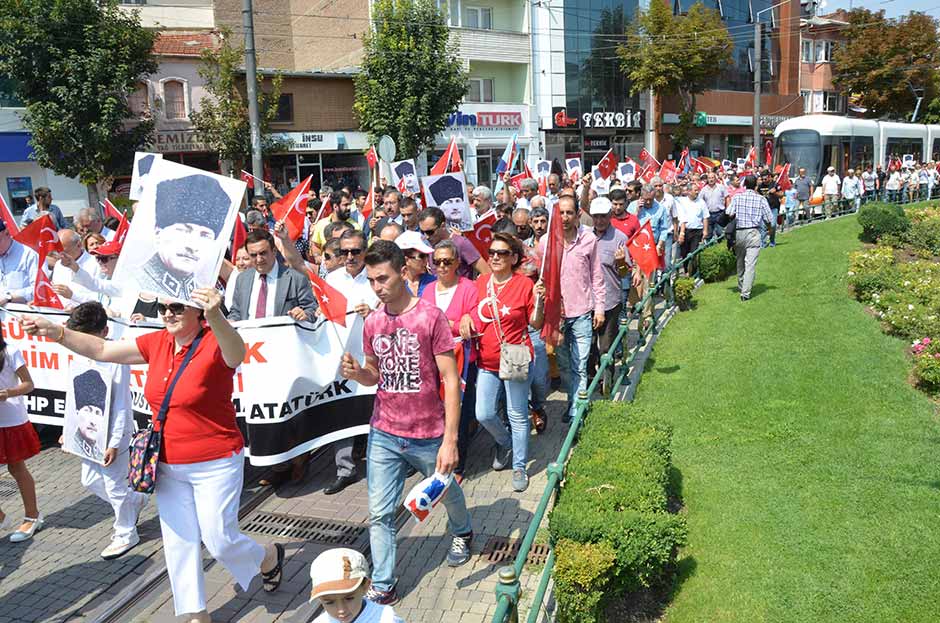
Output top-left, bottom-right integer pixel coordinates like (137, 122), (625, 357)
(861, 167), (874, 203)
(0, 220), (39, 305)
(820, 166), (841, 219)
(676, 183), (710, 274)
(841, 169), (862, 214)
(55, 239), (137, 318)
(651, 177), (677, 269)
(51, 229), (99, 307)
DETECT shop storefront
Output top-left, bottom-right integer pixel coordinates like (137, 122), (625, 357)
(544, 107), (646, 171)
(150, 129), (219, 172)
(266, 131), (370, 194)
(432, 104), (535, 188)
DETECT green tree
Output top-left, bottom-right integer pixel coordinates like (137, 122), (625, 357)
(0, 0), (157, 190)
(618, 1), (732, 150)
(190, 32), (287, 172)
(354, 0), (468, 159)
(832, 9), (940, 121)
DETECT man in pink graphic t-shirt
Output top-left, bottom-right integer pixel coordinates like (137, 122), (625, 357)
(340, 240), (473, 606)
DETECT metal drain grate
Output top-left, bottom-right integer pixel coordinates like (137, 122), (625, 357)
(0, 480), (18, 499)
(242, 511), (366, 545)
(482, 536), (550, 565)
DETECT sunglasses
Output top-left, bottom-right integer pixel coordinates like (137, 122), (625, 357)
(420, 227), (438, 237)
(406, 253), (427, 261)
(488, 248), (513, 258)
(432, 257), (456, 267)
(341, 248), (364, 256)
(156, 302), (187, 316)
(95, 255), (117, 263)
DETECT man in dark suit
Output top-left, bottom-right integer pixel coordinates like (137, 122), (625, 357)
(227, 229), (318, 322)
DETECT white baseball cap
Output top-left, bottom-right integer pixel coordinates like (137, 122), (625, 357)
(827, 166), (835, 172)
(309, 548), (369, 601)
(395, 230), (434, 255)
(589, 197), (612, 215)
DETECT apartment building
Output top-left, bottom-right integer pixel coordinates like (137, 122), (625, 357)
(799, 8), (849, 115)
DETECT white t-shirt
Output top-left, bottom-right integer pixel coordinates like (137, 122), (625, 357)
(821, 174), (841, 195)
(0, 347), (28, 428)
(313, 599), (404, 623)
(433, 283), (458, 314)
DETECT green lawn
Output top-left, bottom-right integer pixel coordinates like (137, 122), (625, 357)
(632, 217), (940, 622)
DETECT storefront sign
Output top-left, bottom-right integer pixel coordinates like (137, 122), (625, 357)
(152, 130), (209, 153)
(662, 113), (751, 127)
(447, 111), (523, 130)
(584, 137), (610, 151)
(5, 176), (32, 199)
(552, 107), (645, 130)
(760, 115), (792, 130)
(268, 131), (369, 153)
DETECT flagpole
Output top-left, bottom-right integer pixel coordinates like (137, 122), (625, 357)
(537, 204), (554, 283)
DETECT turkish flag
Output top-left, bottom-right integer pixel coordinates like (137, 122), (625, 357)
(102, 199), (130, 244)
(114, 216), (130, 245)
(627, 221), (660, 278)
(691, 158), (709, 176)
(764, 140), (773, 168)
(639, 164), (658, 184)
(366, 146), (378, 170)
(658, 160), (678, 184)
(240, 170), (255, 190)
(540, 200), (564, 345)
(596, 149), (618, 180)
(431, 137), (462, 175)
(33, 253), (64, 309)
(0, 194), (20, 235)
(776, 163), (792, 191)
(230, 212), (247, 256)
(360, 187), (376, 221)
(639, 148), (660, 170)
(101, 199), (122, 221)
(745, 146), (758, 169)
(308, 270), (348, 327)
(270, 175), (312, 240)
(677, 147), (689, 173)
(15, 214), (62, 256)
(509, 172), (528, 193)
(463, 210), (497, 257)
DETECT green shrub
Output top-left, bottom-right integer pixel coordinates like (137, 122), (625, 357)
(857, 203), (909, 243)
(903, 216), (940, 256)
(554, 540), (617, 623)
(674, 277), (695, 309)
(912, 337), (940, 394)
(698, 245), (736, 282)
(847, 246), (897, 303)
(549, 403), (686, 622)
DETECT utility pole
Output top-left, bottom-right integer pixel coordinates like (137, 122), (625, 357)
(753, 18), (761, 154)
(242, 0), (263, 197)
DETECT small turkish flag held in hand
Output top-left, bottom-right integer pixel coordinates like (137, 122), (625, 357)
(596, 149), (618, 181)
(33, 255), (64, 309)
(240, 170), (255, 190)
(627, 221), (660, 278)
(270, 175), (312, 240)
(463, 210), (497, 257)
(307, 270), (348, 327)
(15, 214), (63, 256)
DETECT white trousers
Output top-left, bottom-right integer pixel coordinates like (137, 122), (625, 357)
(155, 450), (265, 616)
(81, 453), (147, 543)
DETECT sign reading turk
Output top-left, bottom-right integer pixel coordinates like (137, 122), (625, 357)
(446, 110), (523, 131)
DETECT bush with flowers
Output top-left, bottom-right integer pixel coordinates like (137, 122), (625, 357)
(912, 338), (940, 394)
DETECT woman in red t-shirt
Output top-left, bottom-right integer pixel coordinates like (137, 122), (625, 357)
(464, 233), (544, 493)
(23, 288), (285, 623)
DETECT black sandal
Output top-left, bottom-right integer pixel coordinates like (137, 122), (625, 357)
(261, 543), (285, 592)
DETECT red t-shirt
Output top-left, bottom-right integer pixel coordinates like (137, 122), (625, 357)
(473, 273), (535, 373)
(611, 212), (640, 239)
(135, 328), (244, 464)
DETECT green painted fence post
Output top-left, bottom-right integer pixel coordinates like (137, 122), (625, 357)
(495, 566), (520, 623)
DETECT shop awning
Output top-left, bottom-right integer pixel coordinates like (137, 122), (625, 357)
(0, 132), (33, 163)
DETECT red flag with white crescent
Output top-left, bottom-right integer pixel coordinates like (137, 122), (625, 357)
(658, 160), (678, 184)
(360, 186), (376, 221)
(596, 149), (619, 180)
(366, 146), (378, 170)
(101, 199), (123, 221)
(14, 214), (62, 256)
(239, 170), (255, 190)
(776, 163), (792, 191)
(627, 221), (661, 278)
(33, 253), (64, 309)
(307, 269), (348, 327)
(270, 175), (312, 240)
(463, 210), (497, 258)
(639, 148), (660, 170)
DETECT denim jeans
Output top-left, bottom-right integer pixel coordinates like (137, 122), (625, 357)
(476, 368), (531, 471)
(528, 327), (548, 412)
(367, 428), (472, 592)
(557, 312), (593, 418)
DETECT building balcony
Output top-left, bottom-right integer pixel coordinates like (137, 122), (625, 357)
(451, 28), (530, 64)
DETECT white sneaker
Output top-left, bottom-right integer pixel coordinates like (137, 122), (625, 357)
(9, 515), (43, 543)
(101, 533), (140, 560)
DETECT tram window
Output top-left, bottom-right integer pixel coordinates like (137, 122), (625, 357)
(851, 137), (873, 170)
(932, 138), (940, 161)
(885, 138), (923, 162)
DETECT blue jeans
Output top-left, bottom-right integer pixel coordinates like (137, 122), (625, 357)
(557, 312), (593, 419)
(476, 368), (531, 471)
(367, 428), (472, 592)
(528, 327), (548, 412)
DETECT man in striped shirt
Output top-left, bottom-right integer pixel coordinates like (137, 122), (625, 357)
(726, 175), (773, 301)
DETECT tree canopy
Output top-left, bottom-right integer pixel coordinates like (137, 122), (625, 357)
(190, 32), (287, 171)
(0, 0), (157, 185)
(354, 0), (468, 160)
(618, 1), (732, 150)
(832, 9), (940, 121)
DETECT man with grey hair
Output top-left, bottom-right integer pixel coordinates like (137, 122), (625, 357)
(471, 185), (493, 222)
(75, 207), (115, 241)
(516, 178), (539, 210)
(245, 209), (268, 232)
(529, 195), (546, 211)
(377, 221), (404, 241)
(547, 174), (561, 201)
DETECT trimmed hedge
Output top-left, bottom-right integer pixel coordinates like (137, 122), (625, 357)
(550, 403), (686, 622)
(857, 202), (909, 243)
(698, 244), (736, 282)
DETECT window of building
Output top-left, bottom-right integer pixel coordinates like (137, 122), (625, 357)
(273, 93), (293, 122)
(464, 6), (492, 29)
(801, 40), (813, 62)
(823, 91), (844, 113)
(163, 80), (186, 119)
(467, 78), (494, 103)
(128, 82), (149, 116)
(801, 90), (811, 113)
(815, 40), (832, 63)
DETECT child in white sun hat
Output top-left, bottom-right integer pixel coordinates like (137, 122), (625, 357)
(310, 548), (405, 623)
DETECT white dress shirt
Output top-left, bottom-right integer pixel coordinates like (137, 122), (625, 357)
(0, 242), (39, 302)
(71, 265), (137, 318)
(52, 251), (99, 306)
(326, 266), (379, 311)
(248, 263), (279, 320)
(675, 197), (709, 229)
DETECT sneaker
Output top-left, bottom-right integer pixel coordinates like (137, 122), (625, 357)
(101, 534), (140, 560)
(366, 585), (399, 606)
(446, 532), (473, 567)
(492, 445), (512, 471)
(512, 469), (529, 493)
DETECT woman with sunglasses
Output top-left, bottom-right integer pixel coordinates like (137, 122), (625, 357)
(395, 231), (437, 296)
(421, 239), (479, 483)
(466, 233), (544, 492)
(20, 289), (286, 623)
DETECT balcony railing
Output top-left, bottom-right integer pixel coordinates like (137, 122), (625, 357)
(451, 28), (530, 63)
